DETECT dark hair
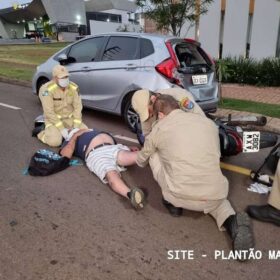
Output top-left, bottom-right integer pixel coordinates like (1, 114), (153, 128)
(153, 95), (179, 116)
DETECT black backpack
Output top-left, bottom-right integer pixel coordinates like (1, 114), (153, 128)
(28, 149), (70, 176)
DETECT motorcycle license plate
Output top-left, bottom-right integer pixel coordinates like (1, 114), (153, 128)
(192, 75), (207, 85)
(243, 131), (260, 153)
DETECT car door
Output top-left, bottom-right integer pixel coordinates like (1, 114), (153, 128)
(85, 35), (141, 113)
(64, 36), (106, 101)
(173, 41), (218, 102)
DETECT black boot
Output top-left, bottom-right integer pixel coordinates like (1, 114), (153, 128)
(162, 198), (183, 217)
(32, 124), (45, 137)
(223, 212), (254, 261)
(247, 204), (280, 226)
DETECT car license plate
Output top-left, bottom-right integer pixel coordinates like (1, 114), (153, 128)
(243, 131), (260, 153)
(192, 75), (208, 85)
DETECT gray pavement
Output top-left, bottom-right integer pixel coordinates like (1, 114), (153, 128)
(0, 82), (280, 280)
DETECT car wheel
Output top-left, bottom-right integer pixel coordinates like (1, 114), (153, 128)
(36, 78), (49, 94)
(124, 99), (139, 132)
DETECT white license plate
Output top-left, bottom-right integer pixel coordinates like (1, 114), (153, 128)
(192, 75), (208, 85)
(243, 131), (260, 153)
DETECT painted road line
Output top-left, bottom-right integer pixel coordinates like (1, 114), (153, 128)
(0, 102), (21, 110)
(114, 135), (139, 144)
(220, 162), (252, 176)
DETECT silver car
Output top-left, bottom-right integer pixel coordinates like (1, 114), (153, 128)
(32, 32), (219, 130)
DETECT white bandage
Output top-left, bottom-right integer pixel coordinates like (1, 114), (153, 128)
(65, 128), (80, 141)
(61, 128), (69, 139)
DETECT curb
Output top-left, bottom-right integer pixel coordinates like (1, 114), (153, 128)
(0, 77), (31, 88)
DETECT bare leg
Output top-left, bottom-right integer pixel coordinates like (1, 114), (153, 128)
(106, 170), (130, 198)
(117, 150), (138, 166)
(105, 170), (145, 209)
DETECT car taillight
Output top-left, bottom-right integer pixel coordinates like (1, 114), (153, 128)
(155, 41), (180, 84)
(155, 58), (177, 80)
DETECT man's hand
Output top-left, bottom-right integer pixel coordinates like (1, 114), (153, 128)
(129, 146), (140, 152)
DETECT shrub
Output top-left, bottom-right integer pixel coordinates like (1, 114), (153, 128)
(214, 56), (280, 87)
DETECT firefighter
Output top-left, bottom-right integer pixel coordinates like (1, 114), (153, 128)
(247, 161), (280, 226)
(132, 88), (205, 136)
(37, 65), (87, 147)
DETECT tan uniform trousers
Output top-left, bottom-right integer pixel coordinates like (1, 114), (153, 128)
(268, 161), (280, 210)
(149, 153), (235, 230)
(38, 118), (87, 147)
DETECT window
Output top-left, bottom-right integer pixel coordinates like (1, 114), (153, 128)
(68, 37), (105, 63)
(86, 12), (122, 23)
(176, 44), (207, 67)
(102, 36), (139, 61)
(140, 38), (154, 58)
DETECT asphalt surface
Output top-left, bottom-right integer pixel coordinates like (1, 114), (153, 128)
(0, 82), (279, 280)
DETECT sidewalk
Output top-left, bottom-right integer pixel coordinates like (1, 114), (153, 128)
(213, 84), (280, 134)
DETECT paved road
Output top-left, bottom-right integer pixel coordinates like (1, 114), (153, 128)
(0, 82), (279, 280)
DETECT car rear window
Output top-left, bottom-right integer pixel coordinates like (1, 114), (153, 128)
(140, 38), (154, 58)
(102, 36), (139, 61)
(175, 43), (208, 67)
(175, 43), (212, 74)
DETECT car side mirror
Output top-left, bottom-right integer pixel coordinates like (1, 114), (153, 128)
(58, 54), (68, 65)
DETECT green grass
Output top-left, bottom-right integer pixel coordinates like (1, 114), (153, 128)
(0, 42), (69, 81)
(0, 62), (35, 81)
(220, 98), (280, 118)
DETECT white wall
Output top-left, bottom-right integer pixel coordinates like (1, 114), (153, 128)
(250, 0), (280, 59)
(0, 20), (9, 38)
(102, 9), (130, 24)
(222, 0), (250, 57)
(89, 20), (141, 35)
(199, 0), (221, 59)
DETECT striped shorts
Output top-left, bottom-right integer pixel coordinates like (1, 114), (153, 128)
(85, 144), (130, 184)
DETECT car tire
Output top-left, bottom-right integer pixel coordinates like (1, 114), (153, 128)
(123, 98), (139, 132)
(36, 78), (49, 94)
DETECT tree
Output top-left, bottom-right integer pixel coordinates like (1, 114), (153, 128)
(136, 0), (214, 36)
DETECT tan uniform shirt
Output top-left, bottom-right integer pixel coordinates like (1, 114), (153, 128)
(137, 109), (229, 201)
(141, 88), (205, 135)
(39, 80), (83, 130)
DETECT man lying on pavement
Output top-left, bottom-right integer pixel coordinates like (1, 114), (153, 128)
(59, 128), (145, 209)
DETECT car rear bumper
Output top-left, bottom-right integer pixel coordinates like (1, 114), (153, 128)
(197, 97), (219, 113)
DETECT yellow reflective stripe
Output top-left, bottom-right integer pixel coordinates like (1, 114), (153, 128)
(55, 121), (63, 128)
(70, 82), (78, 91)
(68, 113), (73, 118)
(73, 119), (81, 124)
(220, 162), (251, 176)
(56, 114), (62, 119)
(47, 83), (58, 92)
(45, 123), (52, 129)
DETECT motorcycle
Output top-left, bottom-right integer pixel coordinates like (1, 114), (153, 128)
(134, 113), (278, 157)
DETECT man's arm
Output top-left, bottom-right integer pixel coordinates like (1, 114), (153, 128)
(39, 85), (64, 130)
(60, 129), (89, 159)
(136, 128), (157, 167)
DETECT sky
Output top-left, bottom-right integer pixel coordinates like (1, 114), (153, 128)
(0, 0), (32, 10)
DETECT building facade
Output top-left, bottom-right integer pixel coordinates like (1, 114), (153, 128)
(0, 0), (139, 41)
